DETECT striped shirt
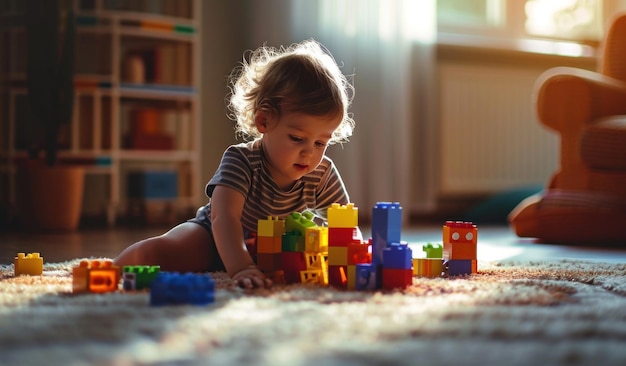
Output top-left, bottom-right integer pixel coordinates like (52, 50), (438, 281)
(204, 140), (350, 233)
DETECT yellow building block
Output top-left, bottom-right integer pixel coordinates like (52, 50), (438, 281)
(346, 264), (357, 290)
(328, 246), (348, 266)
(14, 252), (43, 276)
(327, 203), (358, 228)
(300, 269), (324, 285)
(413, 258), (444, 278)
(257, 216), (285, 237)
(305, 226), (328, 252)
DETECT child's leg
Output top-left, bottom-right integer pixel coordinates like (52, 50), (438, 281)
(114, 222), (217, 272)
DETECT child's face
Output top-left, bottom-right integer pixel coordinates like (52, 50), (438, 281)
(256, 110), (341, 190)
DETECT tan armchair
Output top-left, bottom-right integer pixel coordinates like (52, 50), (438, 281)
(509, 13), (626, 243)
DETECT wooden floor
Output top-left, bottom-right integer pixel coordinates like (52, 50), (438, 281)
(2, 223), (626, 266)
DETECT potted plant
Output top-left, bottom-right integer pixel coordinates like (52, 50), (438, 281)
(16, 0), (85, 231)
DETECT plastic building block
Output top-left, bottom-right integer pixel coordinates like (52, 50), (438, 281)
(14, 253), (43, 276)
(281, 252), (307, 284)
(327, 203), (358, 228)
(328, 265), (348, 288)
(123, 265), (160, 290)
(382, 268), (413, 290)
(328, 227), (360, 247)
(371, 202), (402, 265)
(73, 260), (120, 293)
(442, 259), (477, 277)
(257, 252), (283, 272)
(443, 241), (477, 260)
(150, 272), (215, 306)
(355, 263), (378, 291)
(257, 216), (285, 237)
(285, 212), (316, 236)
(347, 241), (371, 265)
(443, 221), (477, 244)
(413, 258), (444, 278)
(300, 270), (325, 285)
(305, 226), (328, 252)
(257, 236), (282, 253)
(328, 246), (348, 266)
(282, 231), (305, 252)
(382, 242), (413, 269)
(423, 243), (443, 259)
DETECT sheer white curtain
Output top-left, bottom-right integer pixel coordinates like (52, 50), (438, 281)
(248, 0), (438, 219)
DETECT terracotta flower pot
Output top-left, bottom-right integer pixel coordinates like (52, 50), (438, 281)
(17, 164), (85, 231)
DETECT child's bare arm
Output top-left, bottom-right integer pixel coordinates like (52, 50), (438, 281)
(210, 185), (271, 289)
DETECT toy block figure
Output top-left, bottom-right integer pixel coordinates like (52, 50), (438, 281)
(150, 272), (215, 306)
(442, 221), (478, 264)
(123, 265), (160, 290)
(371, 202), (402, 266)
(285, 211), (316, 236)
(327, 203), (358, 228)
(382, 242), (413, 269)
(305, 226), (328, 252)
(73, 260), (120, 293)
(14, 252), (43, 276)
(413, 258), (444, 278)
(423, 243), (443, 259)
(257, 216), (285, 237)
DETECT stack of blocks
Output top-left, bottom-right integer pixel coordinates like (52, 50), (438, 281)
(14, 252), (43, 276)
(326, 203), (368, 289)
(256, 212), (329, 285)
(72, 260), (120, 293)
(256, 215), (285, 281)
(442, 221), (478, 276)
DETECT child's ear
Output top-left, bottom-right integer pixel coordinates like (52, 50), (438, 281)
(254, 110), (271, 133)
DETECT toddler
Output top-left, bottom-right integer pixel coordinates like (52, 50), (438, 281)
(114, 39), (355, 289)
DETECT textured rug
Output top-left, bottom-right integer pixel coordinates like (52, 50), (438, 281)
(2, 259), (626, 366)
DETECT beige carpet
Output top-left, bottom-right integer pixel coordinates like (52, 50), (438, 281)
(2, 259), (626, 366)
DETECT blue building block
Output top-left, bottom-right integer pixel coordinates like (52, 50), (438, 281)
(150, 272), (215, 306)
(355, 263), (378, 291)
(371, 202), (402, 265)
(443, 259), (476, 277)
(382, 242), (413, 269)
(128, 171), (178, 199)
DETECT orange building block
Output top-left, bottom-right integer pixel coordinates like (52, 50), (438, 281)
(413, 258), (443, 278)
(72, 260), (120, 293)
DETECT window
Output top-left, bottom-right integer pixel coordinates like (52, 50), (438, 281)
(438, 0), (609, 45)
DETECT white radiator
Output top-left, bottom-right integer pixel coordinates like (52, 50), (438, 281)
(439, 63), (559, 194)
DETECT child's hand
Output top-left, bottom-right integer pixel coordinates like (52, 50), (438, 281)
(232, 266), (272, 289)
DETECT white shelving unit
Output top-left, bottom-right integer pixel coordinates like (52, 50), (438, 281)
(0, 0), (202, 226)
